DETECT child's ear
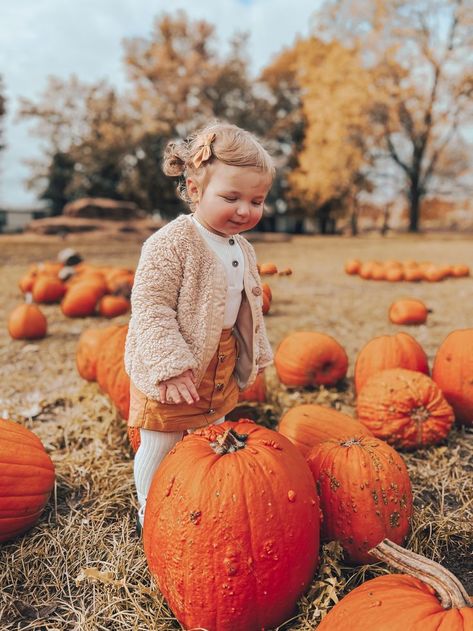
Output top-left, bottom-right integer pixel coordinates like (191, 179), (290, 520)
(186, 177), (200, 203)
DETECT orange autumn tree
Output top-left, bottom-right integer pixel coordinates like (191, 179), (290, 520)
(314, 0), (473, 232)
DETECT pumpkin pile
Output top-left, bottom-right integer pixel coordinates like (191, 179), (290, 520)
(16, 248), (134, 320)
(345, 258), (470, 281)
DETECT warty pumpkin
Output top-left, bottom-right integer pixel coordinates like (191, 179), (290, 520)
(317, 539), (473, 630)
(356, 368), (455, 449)
(432, 328), (473, 427)
(0, 419), (55, 542)
(307, 435), (412, 564)
(389, 298), (429, 325)
(143, 420), (320, 631)
(278, 404), (373, 458)
(275, 331), (348, 388)
(354, 332), (429, 394)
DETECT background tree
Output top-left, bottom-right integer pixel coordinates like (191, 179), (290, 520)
(314, 0), (473, 231)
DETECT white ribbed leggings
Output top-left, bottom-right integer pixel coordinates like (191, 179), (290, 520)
(134, 417), (225, 524)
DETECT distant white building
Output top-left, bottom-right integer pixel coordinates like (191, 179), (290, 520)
(0, 204), (52, 233)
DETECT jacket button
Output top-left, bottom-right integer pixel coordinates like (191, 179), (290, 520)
(232, 260), (239, 267)
(252, 286), (262, 296)
(208, 408), (215, 414)
(218, 354), (225, 362)
(215, 383), (224, 391)
(229, 238), (235, 245)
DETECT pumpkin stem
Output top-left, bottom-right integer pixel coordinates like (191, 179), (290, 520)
(210, 428), (248, 455)
(369, 539), (471, 610)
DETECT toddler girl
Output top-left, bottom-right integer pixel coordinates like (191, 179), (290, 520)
(124, 121), (275, 533)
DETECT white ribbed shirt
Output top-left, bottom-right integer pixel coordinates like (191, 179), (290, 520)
(191, 215), (244, 328)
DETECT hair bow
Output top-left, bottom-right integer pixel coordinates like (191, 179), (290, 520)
(192, 132), (216, 169)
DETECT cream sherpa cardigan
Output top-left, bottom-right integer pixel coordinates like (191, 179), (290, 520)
(124, 213), (273, 399)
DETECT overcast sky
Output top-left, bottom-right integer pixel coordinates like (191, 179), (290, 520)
(0, 0), (323, 207)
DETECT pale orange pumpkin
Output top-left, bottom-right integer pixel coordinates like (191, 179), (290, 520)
(389, 298), (429, 325)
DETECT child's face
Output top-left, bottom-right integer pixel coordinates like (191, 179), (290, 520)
(188, 162), (272, 236)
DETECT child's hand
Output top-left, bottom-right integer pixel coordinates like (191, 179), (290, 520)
(158, 369), (200, 405)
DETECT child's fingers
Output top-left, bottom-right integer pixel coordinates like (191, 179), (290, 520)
(158, 383), (167, 403)
(175, 382), (197, 405)
(185, 378), (200, 403)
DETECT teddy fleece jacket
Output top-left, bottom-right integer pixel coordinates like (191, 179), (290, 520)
(124, 213), (274, 399)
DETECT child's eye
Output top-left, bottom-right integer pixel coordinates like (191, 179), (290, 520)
(252, 201), (264, 206)
(224, 197), (237, 202)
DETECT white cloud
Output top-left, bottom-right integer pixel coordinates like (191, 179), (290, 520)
(0, 0), (323, 206)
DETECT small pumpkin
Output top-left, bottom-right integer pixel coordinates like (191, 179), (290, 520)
(356, 368), (455, 449)
(344, 259), (361, 275)
(451, 264), (470, 278)
(278, 404), (373, 457)
(96, 325), (130, 419)
(32, 275), (67, 304)
(354, 332), (429, 394)
(98, 295), (130, 318)
(385, 266), (404, 282)
(261, 283), (272, 301)
(307, 435), (413, 564)
(432, 329), (473, 427)
(238, 372), (266, 403)
(274, 331), (348, 388)
(61, 283), (102, 317)
(143, 420), (320, 631)
(278, 267), (293, 276)
(389, 298), (429, 325)
(0, 419), (55, 542)
(317, 539), (473, 630)
(8, 298), (47, 340)
(403, 266), (424, 282)
(262, 291), (271, 315)
(259, 262), (278, 275)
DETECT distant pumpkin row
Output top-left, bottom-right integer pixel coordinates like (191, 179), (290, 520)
(345, 258), (470, 281)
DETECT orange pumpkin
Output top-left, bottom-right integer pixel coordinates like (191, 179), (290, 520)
(318, 539), (473, 630)
(61, 283), (102, 317)
(451, 264), (470, 278)
(238, 372), (266, 403)
(403, 266), (424, 282)
(389, 298), (429, 325)
(261, 283), (272, 301)
(262, 291), (271, 315)
(8, 301), (47, 340)
(274, 331), (348, 387)
(143, 420), (320, 631)
(32, 275), (67, 304)
(385, 266), (404, 282)
(354, 332), (429, 394)
(76, 325), (120, 381)
(358, 261), (376, 280)
(18, 272), (37, 294)
(344, 259), (361, 275)
(278, 404), (373, 457)
(356, 368), (455, 449)
(278, 267), (293, 276)
(98, 295), (130, 318)
(259, 262), (278, 275)
(96, 325), (130, 419)
(0, 419), (55, 542)
(127, 426), (141, 453)
(307, 436), (412, 564)
(432, 329), (473, 427)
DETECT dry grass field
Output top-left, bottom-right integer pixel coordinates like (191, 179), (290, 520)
(0, 231), (472, 630)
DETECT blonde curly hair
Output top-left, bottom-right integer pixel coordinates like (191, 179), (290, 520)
(162, 120), (275, 211)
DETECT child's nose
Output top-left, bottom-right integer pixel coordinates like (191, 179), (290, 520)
(236, 202), (251, 217)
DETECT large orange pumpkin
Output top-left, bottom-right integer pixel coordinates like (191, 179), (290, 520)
(278, 404), (373, 458)
(8, 301), (47, 340)
(0, 419), (55, 542)
(389, 298), (429, 325)
(143, 420), (320, 631)
(61, 283), (102, 317)
(307, 436), (412, 564)
(356, 368), (455, 449)
(275, 332), (348, 388)
(432, 329), (473, 427)
(96, 325), (130, 419)
(76, 325), (120, 381)
(317, 539), (473, 630)
(354, 332), (429, 394)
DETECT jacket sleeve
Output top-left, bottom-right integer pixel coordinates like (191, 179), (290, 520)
(127, 236), (198, 386)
